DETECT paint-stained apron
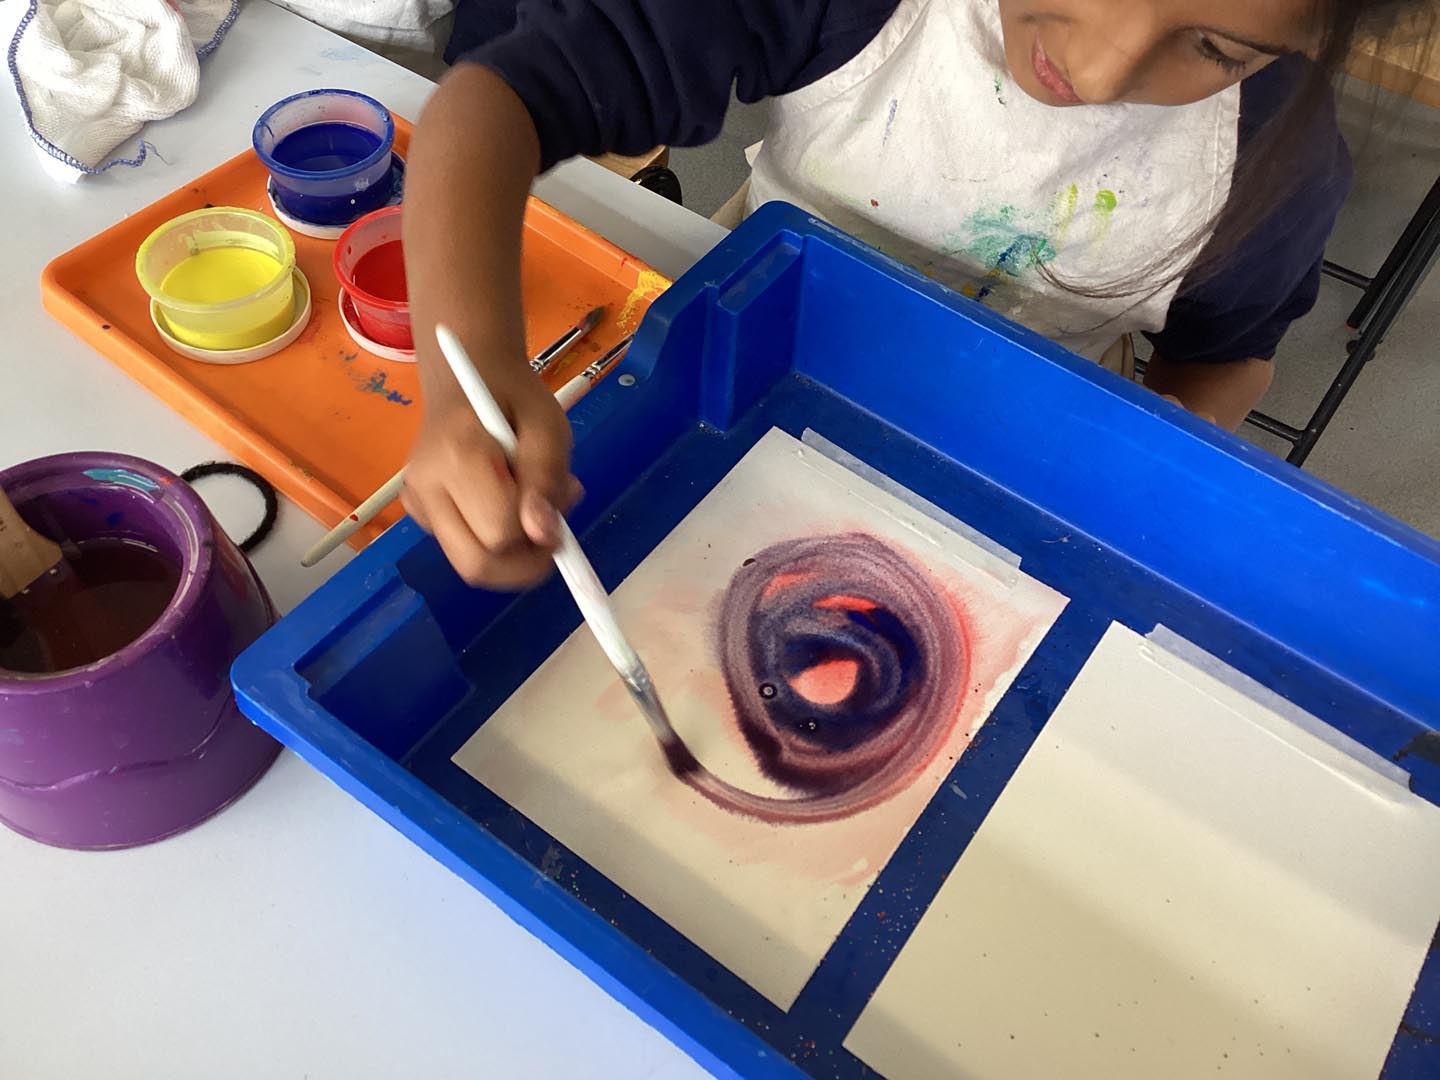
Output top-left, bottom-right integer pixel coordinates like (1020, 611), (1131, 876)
(746, 0), (1241, 360)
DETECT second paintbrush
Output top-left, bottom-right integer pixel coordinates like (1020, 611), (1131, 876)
(302, 308), (609, 568)
(553, 333), (636, 409)
(531, 305), (605, 375)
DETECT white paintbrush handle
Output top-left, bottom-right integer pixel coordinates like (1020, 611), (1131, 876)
(434, 324), (641, 677)
(301, 467), (407, 568)
(552, 372), (590, 411)
(437, 324), (521, 456)
(553, 334), (634, 410)
(551, 524), (642, 673)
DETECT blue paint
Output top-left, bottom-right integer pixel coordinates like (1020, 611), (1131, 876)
(881, 98), (899, 146)
(266, 124), (394, 225)
(234, 205), (1440, 1080)
(272, 121), (382, 174)
(105, 511), (125, 528)
(996, 234), (1054, 277)
(362, 370), (413, 406)
(83, 468), (158, 492)
(254, 90), (397, 227)
(0, 730), (24, 747)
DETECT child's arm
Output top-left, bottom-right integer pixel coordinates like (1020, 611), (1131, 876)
(401, 65), (572, 589)
(399, 0), (898, 589)
(1143, 354), (1275, 430)
(1142, 66), (1351, 435)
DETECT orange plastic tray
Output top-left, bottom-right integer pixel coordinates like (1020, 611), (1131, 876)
(41, 119), (669, 547)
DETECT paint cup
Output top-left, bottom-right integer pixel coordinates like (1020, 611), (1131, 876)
(268, 155), (404, 242)
(0, 454), (280, 850)
(339, 291), (415, 363)
(151, 268), (314, 365)
(333, 206), (411, 350)
(136, 208), (297, 352)
(254, 89), (397, 228)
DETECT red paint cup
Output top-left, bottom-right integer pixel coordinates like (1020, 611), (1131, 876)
(333, 206), (411, 350)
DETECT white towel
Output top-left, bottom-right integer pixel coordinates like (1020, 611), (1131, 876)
(10, 0), (237, 184)
(268, 0), (454, 78)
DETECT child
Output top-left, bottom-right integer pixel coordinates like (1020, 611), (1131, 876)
(399, 0), (1433, 588)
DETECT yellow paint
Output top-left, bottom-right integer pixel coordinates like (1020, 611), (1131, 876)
(1053, 183), (1080, 246)
(162, 247), (282, 303)
(158, 247), (294, 350)
(1089, 189), (1119, 246)
(617, 270), (671, 330)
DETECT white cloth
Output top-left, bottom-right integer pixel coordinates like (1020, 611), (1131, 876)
(747, 0), (1242, 360)
(268, 0), (454, 78)
(11, 0), (235, 184)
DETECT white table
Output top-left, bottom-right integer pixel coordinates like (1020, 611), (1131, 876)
(0, 4), (725, 1077)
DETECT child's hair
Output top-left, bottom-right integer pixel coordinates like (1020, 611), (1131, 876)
(1065, 0), (1437, 299)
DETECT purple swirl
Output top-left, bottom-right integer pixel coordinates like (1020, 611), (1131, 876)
(680, 533), (970, 823)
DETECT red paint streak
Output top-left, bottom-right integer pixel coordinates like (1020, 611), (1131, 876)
(870, 198), (880, 208)
(351, 240), (408, 303)
(813, 593), (879, 612)
(759, 570), (813, 601)
(790, 658), (860, 705)
(348, 513), (360, 522)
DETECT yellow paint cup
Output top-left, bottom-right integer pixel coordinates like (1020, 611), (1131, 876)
(136, 208), (297, 351)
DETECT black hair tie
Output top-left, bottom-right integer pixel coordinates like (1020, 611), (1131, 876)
(180, 462), (279, 554)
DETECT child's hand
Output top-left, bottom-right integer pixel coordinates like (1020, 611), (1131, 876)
(402, 64), (578, 588)
(402, 371), (579, 590)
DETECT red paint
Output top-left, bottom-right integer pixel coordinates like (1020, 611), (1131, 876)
(349, 513), (360, 522)
(350, 240), (408, 303)
(759, 570), (812, 601)
(490, 456), (511, 483)
(790, 658), (861, 706)
(813, 593), (879, 612)
(870, 199), (880, 208)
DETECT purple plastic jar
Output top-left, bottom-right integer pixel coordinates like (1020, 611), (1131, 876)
(0, 454), (280, 850)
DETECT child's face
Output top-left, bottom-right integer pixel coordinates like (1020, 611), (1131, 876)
(997, 0), (1323, 106)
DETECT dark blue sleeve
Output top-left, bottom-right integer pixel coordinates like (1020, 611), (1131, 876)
(1145, 56), (1353, 364)
(450, 0), (898, 171)
(445, 1), (520, 57)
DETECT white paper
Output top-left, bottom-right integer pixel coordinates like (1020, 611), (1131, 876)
(846, 622), (1440, 1080)
(454, 428), (1066, 1008)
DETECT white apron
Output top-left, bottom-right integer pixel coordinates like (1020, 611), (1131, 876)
(746, 0), (1242, 360)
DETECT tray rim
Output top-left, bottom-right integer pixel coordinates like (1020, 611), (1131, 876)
(40, 116), (671, 548)
(234, 204), (1440, 1080)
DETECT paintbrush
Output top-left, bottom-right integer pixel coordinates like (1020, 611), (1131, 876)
(0, 489), (64, 599)
(434, 323), (697, 774)
(530, 305), (606, 376)
(300, 467), (406, 568)
(553, 333), (635, 410)
(0, 490), (86, 673)
(303, 310), (607, 569)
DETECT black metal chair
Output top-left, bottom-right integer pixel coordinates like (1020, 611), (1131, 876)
(1246, 174), (1440, 466)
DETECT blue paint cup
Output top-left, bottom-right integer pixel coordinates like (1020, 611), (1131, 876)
(253, 90), (397, 228)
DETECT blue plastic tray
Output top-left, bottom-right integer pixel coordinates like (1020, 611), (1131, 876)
(234, 204), (1440, 1079)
